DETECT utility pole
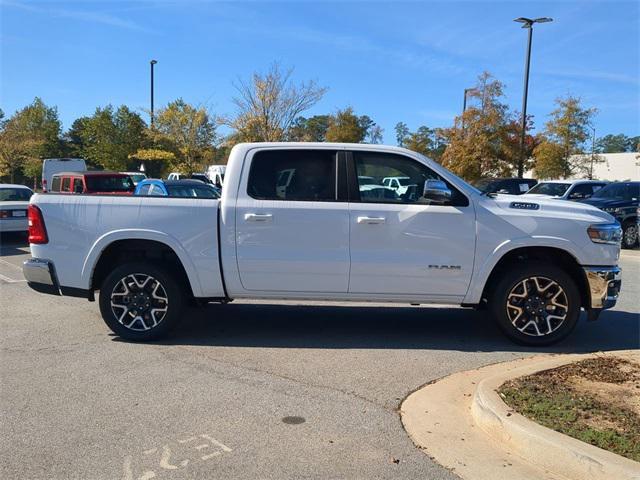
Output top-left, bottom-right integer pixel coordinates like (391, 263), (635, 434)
(513, 17), (553, 177)
(150, 59), (157, 128)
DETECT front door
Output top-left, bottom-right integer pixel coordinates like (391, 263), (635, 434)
(235, 149), (350, 293)
(347, 151), (476, 297)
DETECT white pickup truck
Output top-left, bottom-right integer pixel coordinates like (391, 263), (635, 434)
(24, 143), (622, 346)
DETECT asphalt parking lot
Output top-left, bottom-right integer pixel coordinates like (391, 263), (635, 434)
(1, 232), (638, 480)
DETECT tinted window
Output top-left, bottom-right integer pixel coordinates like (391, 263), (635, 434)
(592, 182), (639, 201)
(527, 182), (571, 196)
(354, 152), (468, 206)
(165, 185), (220, 198)
(0, 188), (32, 201)
(61, 177), (71, 192)
(72, 178), (84, 193)
(568, 184), (596, 199)
(85, 176), (134, 192)
(51, 177), (61, 192)
(248, 150), (337, 201)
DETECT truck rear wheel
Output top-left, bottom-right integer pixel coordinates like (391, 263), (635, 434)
(99, 262), (184, 341)
(489, 263), (580, 346)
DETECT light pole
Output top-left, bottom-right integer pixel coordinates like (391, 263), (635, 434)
(150, 59), (157, 128)
(514, 17), (552, 177)
(590, 125), (596, 179)
(462, 88), (474, 132)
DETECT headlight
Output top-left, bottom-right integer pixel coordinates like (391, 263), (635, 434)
(587, 223), (622, 245)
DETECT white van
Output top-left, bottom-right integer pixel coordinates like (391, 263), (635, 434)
(42, 158), (86, 192)
(206, 165), (226, 188)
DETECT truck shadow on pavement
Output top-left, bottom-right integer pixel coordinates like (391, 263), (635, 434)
(0, 232), (29, 257)
(147, 303), (639, 353)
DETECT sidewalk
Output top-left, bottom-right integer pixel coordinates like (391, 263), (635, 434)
(401, 351), (640, 480)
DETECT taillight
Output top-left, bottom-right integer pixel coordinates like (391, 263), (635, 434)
(0, 210), (9, 219)
(28, 205), (48, 244)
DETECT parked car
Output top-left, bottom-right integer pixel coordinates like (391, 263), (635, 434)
(0, 184), (33, 233)
(578, 181), (639, 249)
(25, 143), (621, 346)
(50, 172), (135, 195)
(41, 158), (86, 192)
(524, 180), (607, 201)
(120, 172), (147, 186)
(190, 173), (215, 185)
(473, 177), (538, 195)
(135, 179), (220, 198)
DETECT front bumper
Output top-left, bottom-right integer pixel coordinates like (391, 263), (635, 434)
(23, 258), (60, 295)
(583, 266), (621, 310)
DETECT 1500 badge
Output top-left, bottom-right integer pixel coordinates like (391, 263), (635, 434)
(428, 265), (462, 270)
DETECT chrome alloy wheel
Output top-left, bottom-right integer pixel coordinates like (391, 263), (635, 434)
(506, 276), (569, 337)
(110, 274), (169, 331)
(623, 224), (638, 247)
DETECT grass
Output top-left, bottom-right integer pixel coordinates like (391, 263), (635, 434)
(498, 357), (640, 462)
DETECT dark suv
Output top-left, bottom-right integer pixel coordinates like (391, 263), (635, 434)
(473, 177), (537, 195)
(579, 181), (639, 249)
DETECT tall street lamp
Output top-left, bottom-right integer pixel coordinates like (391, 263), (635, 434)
(150, 59), (158, 128)
(514, 17), (552, 177)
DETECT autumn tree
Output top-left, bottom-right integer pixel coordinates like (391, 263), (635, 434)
(226, 63), (327, 142)
(440, 72), (516, 181)
(324, 107), (383, 143)
(395, 124), (448, 161)
(151, 99), (217, 173)
(533, 96), (597, 179)
(0, 98), (62, 184)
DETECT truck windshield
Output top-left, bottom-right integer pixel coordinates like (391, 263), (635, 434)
(527, 183), (571, 196)
(85, 176), (134, 192)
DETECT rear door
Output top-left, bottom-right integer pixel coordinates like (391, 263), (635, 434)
(347, 150), (476, 297)
(235, 148), (350, 293)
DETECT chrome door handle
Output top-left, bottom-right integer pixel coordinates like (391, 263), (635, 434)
(357, 216), (386, 225)
(244, 213), (273, 222)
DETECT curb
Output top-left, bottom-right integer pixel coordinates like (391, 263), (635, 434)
(471, 351), (640, 480)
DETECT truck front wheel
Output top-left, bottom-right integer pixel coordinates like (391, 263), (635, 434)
(99, 262), (184, 341)
(490, 263), (580, 346)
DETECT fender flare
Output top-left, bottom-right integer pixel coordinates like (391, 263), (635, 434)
(81, 229), (204, 297)
(463, 236), (584, 304)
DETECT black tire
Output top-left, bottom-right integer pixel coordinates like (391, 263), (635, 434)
(621, 221), (639, 249)
(489, 263), (580, 346)
(99, 262), (184, 341)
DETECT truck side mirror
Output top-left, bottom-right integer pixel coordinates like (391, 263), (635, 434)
(423, 179), (452, 204)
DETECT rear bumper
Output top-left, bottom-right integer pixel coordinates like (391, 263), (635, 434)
(583, 266), (621, 310)
(23, 258), (93, 299)
(23, 258), (60, 295)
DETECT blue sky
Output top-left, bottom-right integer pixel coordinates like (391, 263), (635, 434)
(1, 0), (638, 144)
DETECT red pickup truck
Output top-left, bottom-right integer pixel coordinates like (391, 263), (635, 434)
(50, 171), (134, 195)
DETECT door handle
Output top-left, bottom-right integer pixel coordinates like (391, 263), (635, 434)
(244, 213), (273, 222)
(357, 216), (386, 225)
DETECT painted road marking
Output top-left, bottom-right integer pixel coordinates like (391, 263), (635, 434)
(0, 258), (23, 270)
(122, 433), (232, 480)
(0, 272), (26, 283)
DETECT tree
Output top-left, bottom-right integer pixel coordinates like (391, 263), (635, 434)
(325, 107), (366, 143)
(324, 107), (383, 143)
(0, 98), (62, 184)
(78, 105), (147, 171)
(287, 115), (331, 142)
(226, 63), (327, 142)
(533, 95), (597, 178)
(596, 134), (640, 153)
(152, 99), (217, 173)
(531, 140), (568, 179)
(395, 122), (409, 147)
(440, 72), (515, 180)
(63, 116), (90, 158)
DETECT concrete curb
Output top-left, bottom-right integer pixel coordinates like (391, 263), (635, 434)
(471, 351), (640, 480)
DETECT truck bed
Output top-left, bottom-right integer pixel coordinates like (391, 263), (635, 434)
(29, 194), (225, 298)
